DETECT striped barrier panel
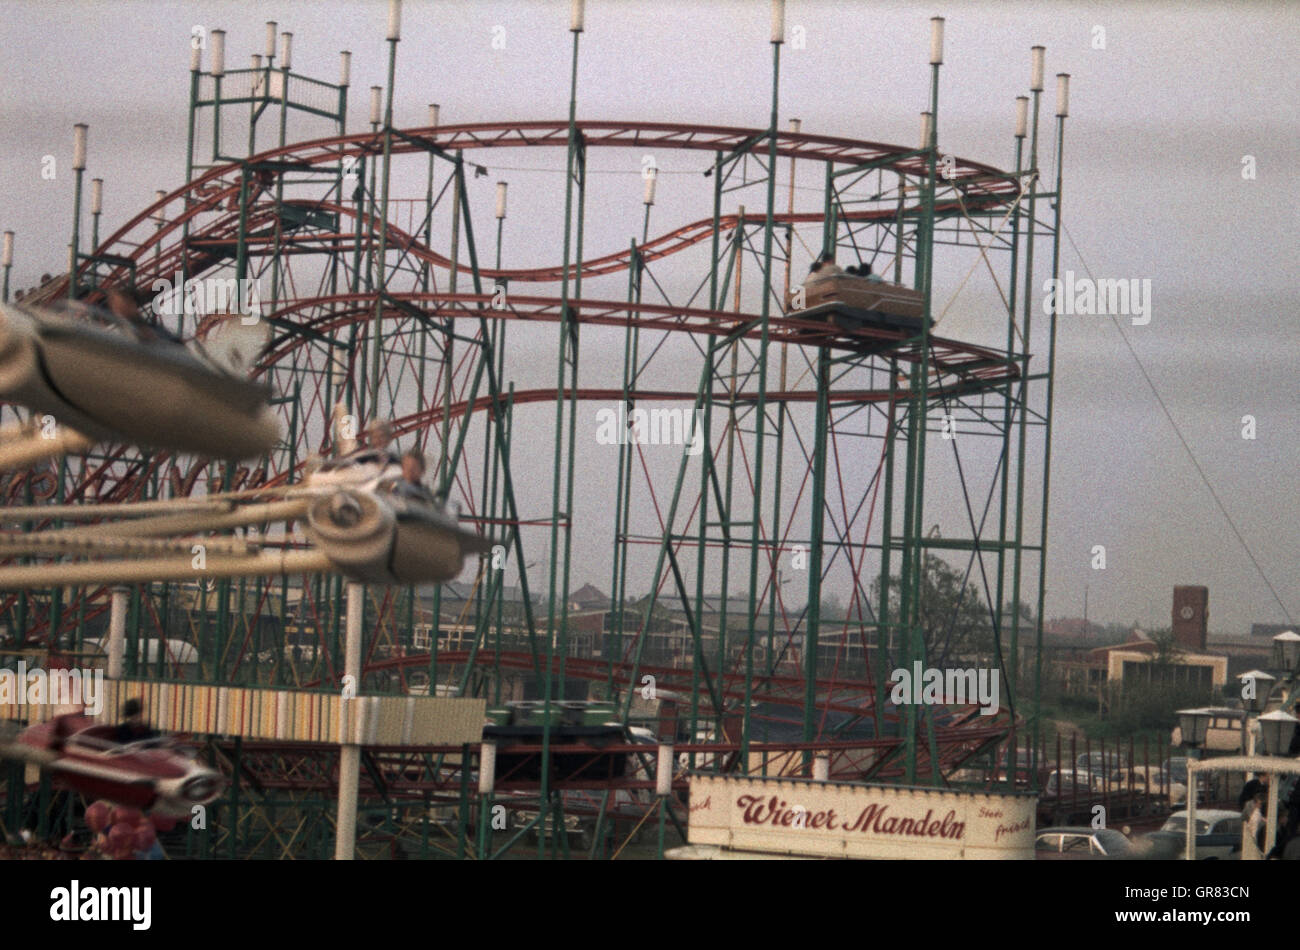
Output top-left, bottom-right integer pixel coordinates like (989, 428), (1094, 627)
(0, 678), (486, 747)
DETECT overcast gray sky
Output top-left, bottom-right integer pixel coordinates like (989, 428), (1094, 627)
(0, 1), (1296, 636)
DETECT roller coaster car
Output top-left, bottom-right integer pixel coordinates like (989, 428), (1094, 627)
(0, 715), (224, 817)
(784, 271), (927, 333)
(304, 475), (494, 586)
(0, 301), (280, 460)
(482, 723), (633, 784)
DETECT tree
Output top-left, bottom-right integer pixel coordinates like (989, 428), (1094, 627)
(1003, 600), (1036, 630)
(873, 554), (992, 668)
(1102, 627), (1213, 734)
(1149, 627), (1183, 665)
(819, 594), (847, 622)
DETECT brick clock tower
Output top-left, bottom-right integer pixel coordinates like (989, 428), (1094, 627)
(1172, 586), (1209, 651)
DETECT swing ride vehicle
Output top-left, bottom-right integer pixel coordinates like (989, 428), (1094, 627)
(301, 446), (406, 495)
(0, 443), (495, 590)
(303, 474), (495, 586)
(0, 299), (280, 461)
(0, 715), (224, 817)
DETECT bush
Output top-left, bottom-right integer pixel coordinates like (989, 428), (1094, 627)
(1102, 680), (1213, 736)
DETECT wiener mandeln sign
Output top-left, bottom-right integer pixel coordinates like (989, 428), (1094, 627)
(688, 775), (1036, 859)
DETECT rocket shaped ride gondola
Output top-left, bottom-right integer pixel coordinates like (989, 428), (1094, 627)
(0, 716), (224, 818)
(295, 448), (496, 585)
(0, 301), (280, 460)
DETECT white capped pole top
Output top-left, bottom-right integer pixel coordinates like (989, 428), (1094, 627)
(1055, 73), (1071, 117)
(90, 178), (103, 215)
(478, 740), (496, 796)
(428, 103), (440, 127)
(265, 21), (278, 59)
(251, 53), (262, 71)
(387, 0), (402, 41)
(1030, 45), (1045, 92)
(812, 751), (831, 781)
(2, 232), (13, 268)
(72, 123), (88, 171)
(495, 182), (508, 220)
(929, 16), (945, 65)
(771, 0), (785, 44)
(189, 39), (202, 72)
(339, 51), (352, 87)
(369, 87), (383, 126)
(656, 743), (674, 797)
(571, 0), (585, 33)
(280, 32), (293, 71)
(153, 190), (167, 223)
(789, 117), (802, 133)
(919, 111), (933, 151)
(1275, 630), (1300, 669)
(643, 169), (657, 206)
(1015, 95), (1029, 139)
(210, 29), (226, 78)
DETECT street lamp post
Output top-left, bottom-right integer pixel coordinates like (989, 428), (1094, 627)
(1258, 709), (1299, 758)
(1256, 709), (1298, 856)
(1176, 707), (1212, 860)
(1240, 670), (1274, 757)
(1273, 631), (1300, 673)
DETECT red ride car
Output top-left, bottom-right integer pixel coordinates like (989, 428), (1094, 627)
(2, 713), (223, 816)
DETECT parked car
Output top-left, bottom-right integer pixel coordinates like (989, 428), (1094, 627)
(949, 748), (1037, 787)
(1095, 767), (1183, 813)
(1076, 751), (1124, 776)
(1095, 765), (1165, 791)
(1141, 809), (1243, 859)
(1044, 769), (1093, 797)
(1035, 826), (1137, 859)
(1168, 708), (1246, 753)
(1164, 757), (1211, 803)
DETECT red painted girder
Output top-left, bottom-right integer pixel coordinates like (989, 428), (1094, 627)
(44, 120), (1019, 300)
(256, 291), (1016, 384)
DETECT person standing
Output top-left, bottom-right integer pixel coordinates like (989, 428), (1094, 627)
(1243, 791), (1268, 860)
(1267, 777), (1300, 860)
(1239, 773), (1265, 810)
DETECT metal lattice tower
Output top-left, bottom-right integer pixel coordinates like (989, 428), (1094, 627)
(1, 8), (1070, 858)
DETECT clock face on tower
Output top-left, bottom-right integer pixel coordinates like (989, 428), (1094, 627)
(1180, 605), (1195, 620)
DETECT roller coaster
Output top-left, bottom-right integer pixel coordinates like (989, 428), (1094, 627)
(0, 4), (1071, 859)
